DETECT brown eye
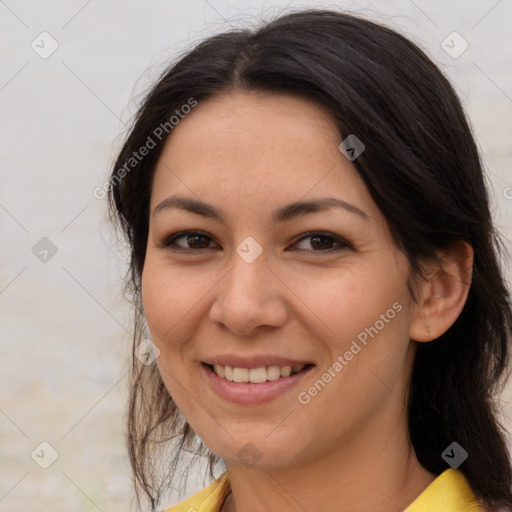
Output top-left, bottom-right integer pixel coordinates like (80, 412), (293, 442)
(159, 231), (217, 252)
(182, 234), (211, 249)
(309, 235), (336, 250)
(292, 232), (350, 252)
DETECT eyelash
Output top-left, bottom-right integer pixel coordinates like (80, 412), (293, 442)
(158, 230), (351, 254)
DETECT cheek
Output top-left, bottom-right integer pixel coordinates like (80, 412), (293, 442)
(140, 256), (207, 348)
(276, 261), (409, 351)
(140, 258), (206, 409)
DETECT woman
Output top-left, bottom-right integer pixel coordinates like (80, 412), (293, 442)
(108, 9), (512, 512)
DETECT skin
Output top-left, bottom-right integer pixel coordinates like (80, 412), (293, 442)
(141, 91), (473, 512)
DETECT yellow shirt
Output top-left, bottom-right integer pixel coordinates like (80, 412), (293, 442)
(163, 468), (484, 512)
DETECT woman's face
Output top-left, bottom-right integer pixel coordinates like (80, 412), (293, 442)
(142, 91), (421, 469)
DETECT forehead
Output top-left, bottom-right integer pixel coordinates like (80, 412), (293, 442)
(160, 91), (339, 163)
(149, 91), (382, 227)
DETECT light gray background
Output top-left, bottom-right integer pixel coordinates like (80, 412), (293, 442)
(1, 1), (511, 511)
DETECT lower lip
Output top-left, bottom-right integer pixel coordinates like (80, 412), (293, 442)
(201, 363), (314, 405)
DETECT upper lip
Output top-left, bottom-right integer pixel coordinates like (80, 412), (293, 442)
(203, 355), (314, 369)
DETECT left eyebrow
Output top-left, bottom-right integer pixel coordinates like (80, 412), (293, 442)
(272, 197), (369, 223)
(152, 196), (369, 222)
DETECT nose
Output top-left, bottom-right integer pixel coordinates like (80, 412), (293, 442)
(209, 252), (288, 336)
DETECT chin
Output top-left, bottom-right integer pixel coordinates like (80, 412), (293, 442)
(202, 431), (305, 470)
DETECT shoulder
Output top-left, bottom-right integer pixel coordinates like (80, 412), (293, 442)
(163, 468), (484, 512)
(405, 468), (485, 512)
(162, 473), (231, 512)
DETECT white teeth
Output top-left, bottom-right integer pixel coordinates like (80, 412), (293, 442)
(266, 366), (281, 380)
(232, 367), (249, 382)
(249, 367), (267, 383)
(211, 363), (307, 382)
(280, 366), (292, 377)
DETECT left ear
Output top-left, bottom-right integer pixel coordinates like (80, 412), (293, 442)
(409, 240), (473, 342)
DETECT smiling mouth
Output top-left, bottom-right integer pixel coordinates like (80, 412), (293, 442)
(203, 363), (314, 383)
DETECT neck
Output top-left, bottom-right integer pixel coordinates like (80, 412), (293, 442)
(222, 405), (435, 512)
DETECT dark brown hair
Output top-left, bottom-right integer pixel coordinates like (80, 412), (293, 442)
(108, 8), (512, 511)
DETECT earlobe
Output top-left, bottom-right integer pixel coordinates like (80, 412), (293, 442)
(409, 240), (473, 342)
